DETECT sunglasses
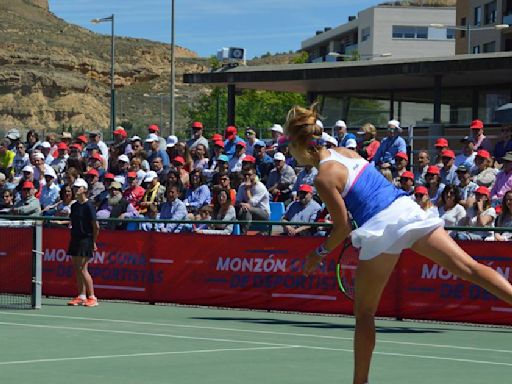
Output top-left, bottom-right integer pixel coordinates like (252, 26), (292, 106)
(243, 173), (253, 177)
(414, 193), (426, 198)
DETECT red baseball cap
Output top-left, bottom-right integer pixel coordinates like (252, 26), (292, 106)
(69, 143), (82, 151)
(211, 134), (223, 141)
(426, 165), (440, 175)
(127, 171), (137, 179)
(191, 121), (203, 129)
(224, 126), (237, 139)
(104, 173), (115, 180)
(476, 149), (491, 159)
(395, 152), (408, 161)
(470, 119), (484, 129)
(172, 156), (185, 165)
(414, 186), (428, 195)
(242, 155), (256, 163)
(22, 181), (35, 190)
(434, 138), (448, 147)
(57, 142), (68, 150)
(213, 140), (225, 148)
(441, 149), (455, 159)
(298, 184), (314, 193)
(475, 186), (490, 197)
(400, 171), (415, 180)
(77, 135), (88, 144)
(89, 153), (102, 161)
(113, 128), (127, 137)
(148, 124), (160, 132)
(235, 141), (246, 148)
(86, 169), (99, 177)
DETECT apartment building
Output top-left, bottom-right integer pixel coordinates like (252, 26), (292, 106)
(301, 2), (456, 62)
(456, 0), (512, 53)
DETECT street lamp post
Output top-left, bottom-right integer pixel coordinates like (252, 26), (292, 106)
(170, 0), (176, 136)
(91, 14), (115, 140)
(430, 23), (509, 54)
(326, 52), (392, 61)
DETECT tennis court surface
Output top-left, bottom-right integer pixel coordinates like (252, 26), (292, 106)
(0, 298), (510, 384)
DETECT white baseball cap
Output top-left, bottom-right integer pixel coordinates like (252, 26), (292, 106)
(345, 138), (357, 149)
(143, 171), (158, 182)
(44, 167), (57, 178)
(166, 135), (178, 148)
(130, 135), (141, 142)
(32, 152), (45, 160)
(324, 133), (338, 147)
(273, 152), (286, 161)
(388, 119), (400, 128)
(316, 120), (324, 130)
(40, 141), (51, 149)
(118, 154), (129, 163)
(22, 165), (34, 174)
(270, 124), (283, 134)
(145, 133), (159, 143)
(73, 178), (88, 189)
(334, 120), (347, 129)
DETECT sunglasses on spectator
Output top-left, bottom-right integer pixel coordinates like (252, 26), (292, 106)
(414, 193), (426, 198)
(220, 177), (229, 181)
(243, 173), (253, 177)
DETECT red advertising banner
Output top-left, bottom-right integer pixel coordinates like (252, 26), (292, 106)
(0, 227), (32, 295)
(1, 227), (510, 325)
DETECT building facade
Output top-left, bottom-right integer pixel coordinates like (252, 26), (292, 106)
(301, 3), (456, 62)
(456, 0), (512, 54)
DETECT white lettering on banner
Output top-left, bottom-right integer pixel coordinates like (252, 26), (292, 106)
(496, 267), (510, 281)
(216, 256), (286, 273)
(422, 264), (510, 281)
(44, 249), (71, 262)
(421, 264), (458, 280)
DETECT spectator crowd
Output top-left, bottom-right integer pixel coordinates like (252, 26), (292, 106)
(0, 117), (511, 240)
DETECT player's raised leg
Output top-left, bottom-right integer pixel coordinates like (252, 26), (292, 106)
(411, 227), (512, 305)
(353, 253), (400, 384)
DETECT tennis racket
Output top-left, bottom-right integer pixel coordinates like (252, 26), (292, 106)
(335, 238), (359, 300)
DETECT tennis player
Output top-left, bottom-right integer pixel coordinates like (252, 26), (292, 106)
(285, 105), (512, 384)
(67, 178), (99, 307)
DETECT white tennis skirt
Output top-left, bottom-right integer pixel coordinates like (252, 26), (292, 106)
(351, 196), (443, 260)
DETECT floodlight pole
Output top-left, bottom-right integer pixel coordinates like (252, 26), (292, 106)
(170, 0), (176, 136)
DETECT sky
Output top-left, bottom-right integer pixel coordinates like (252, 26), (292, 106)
(49, 0), (379, 59)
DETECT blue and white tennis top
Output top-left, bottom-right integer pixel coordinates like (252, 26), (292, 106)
(319, 149), (407, 227)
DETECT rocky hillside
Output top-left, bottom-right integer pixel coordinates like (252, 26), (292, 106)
(0, 1), (302, 138)
(0, 0), (210, 137)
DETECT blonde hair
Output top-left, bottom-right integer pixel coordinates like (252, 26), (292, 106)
(360, 123), (377, 139)
(379, 168), (393, 182)
(284, 104), (323, 161)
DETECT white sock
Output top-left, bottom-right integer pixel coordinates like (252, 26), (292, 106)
(79, 294), (86, 300)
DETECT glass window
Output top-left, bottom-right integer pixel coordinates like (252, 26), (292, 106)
(361, 27), (370, 42)
(416, 27), (428, 39)
(460, 17), (466, 38)
(483, 41), (496, 53)
(472, 45), (481, 54)
(446, 28), (456, 39)
(484, 1), (497, 24)
(474, 6), (482, 26)
(478, 90), (511, 123)
(392, 26), (428, 39)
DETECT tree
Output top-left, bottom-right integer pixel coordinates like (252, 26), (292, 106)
(185, 88), (306, 138)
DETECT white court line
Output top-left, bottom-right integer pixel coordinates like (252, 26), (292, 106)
(271, 293), (337, 301)
(0, 321), (509, 367)
(1, 312), (510, 354)
(94, 285), (145, 292)
(0, 346), (297, 366)
(0, 321), (295, 348)
(149, 258), (174, 264)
